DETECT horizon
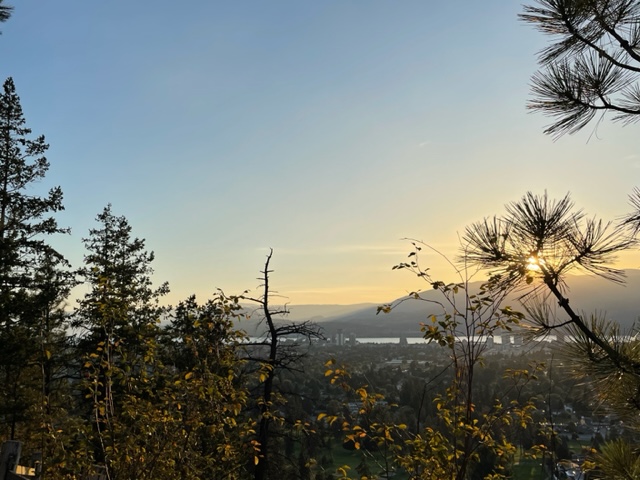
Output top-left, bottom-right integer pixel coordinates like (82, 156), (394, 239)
(2, 2), (639, 305)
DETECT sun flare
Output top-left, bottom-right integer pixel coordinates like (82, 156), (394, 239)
(526, 256), (542, 271)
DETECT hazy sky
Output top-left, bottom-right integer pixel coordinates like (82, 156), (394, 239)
(1, 1), (639, 305)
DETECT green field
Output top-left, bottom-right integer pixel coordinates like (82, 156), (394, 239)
(328, 446), (408, 479)
(511, 457), (546, 480)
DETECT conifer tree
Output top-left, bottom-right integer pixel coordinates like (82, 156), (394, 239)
(0, 77), (68, 441)
(73, 206), (169, 479)
(75, 205), (167, 357)
(463, 191), (640, 477)
(0, 1), (12, 28)
(24, 251), (80, 479)
(521, 0), (640, 137)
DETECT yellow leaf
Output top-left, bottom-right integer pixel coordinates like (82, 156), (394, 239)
(185, 372), (194, 380)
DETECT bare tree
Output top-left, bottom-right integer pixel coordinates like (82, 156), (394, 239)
(241, 249), (324, 480)
(521, 0), (640, 137)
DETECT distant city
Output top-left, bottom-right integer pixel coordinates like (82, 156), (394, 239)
(329, 329), (560, 349)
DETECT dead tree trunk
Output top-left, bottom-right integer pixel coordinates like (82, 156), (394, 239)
(243, 250), (323, 480)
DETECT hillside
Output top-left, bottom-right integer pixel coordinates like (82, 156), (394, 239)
(240, 270), (640, 338)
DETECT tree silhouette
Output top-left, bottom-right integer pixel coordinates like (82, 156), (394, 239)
(0, 1), (12, 28)
(463, 191), (640, 432)
(73, 206), (170, 480)
(0, 76), (68, 443)
(521, 0), (640, 137)
(242, 250), (323, 480)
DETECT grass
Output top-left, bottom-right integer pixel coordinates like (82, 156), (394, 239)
(511, 457), (546, 480)
(328, 445), (408, 479)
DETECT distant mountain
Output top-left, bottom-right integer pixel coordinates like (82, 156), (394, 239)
(560, 269), (640, 326)
(234, 303), (376, 336)
(237, 270), (640, 338)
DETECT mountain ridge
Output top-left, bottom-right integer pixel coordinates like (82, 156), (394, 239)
(237, 269), (640, 338)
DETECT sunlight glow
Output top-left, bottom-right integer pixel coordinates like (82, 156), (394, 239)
(527, 256), (542, 272)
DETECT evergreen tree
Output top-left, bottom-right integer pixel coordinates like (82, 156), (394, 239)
(521, 0), (640, 137)
(23, 251), (79, 479)
(74, 205), (167, 357)
(0, 1), (12, 28)
(73, 206), (169, 479)
(463, 191), (640, 477)
(0, 76), (68, 441)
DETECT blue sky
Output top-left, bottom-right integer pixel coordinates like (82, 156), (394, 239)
(1, 1), (639, 305)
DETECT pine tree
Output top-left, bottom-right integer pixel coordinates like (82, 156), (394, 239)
(25, 252), (80, 479)
(521, 0), (640, 137)
(73, 206), (169, 479)
(0, 76), (68, 441)
(463, 191), (640, 477)
(0, 1), (12, 28)
(75, 205), (167, 357)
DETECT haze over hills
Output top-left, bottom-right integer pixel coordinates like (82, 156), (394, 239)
(239, 270), (640, 338)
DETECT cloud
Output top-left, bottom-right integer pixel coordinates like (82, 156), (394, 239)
(418, 140), (431, 148)
(330, 245), (408, 255)
(258, 245), (408, 256)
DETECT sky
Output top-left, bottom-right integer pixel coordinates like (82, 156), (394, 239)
(0, 1), (639, 306)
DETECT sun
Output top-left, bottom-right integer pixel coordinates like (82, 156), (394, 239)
(526, 255), (543, 272)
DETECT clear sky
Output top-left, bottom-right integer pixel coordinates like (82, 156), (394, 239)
(1, 1), (638, 305)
